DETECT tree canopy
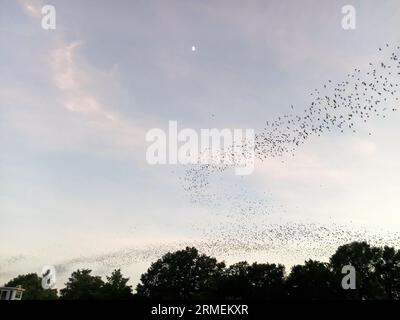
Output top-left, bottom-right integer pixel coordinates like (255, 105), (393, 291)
(136, 247), (225, 299)
(3, 241), (400, 300)
(102, 269), (132, 300)
(59, 268), (133, 300)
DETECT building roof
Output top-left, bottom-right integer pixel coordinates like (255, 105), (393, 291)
(0, 286), (25, 291)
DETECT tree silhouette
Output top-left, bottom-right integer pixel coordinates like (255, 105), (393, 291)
(218, 262), (285, 299)
(286, 260), (340, 300)
(373, 245), (400, 299)
(330, 242), (384, 299)
(60, 269), (104, 300)
(136, 247), (225, 299)
(4, 273), (57, 300)
(248, 262), (285, 299)
(4, 242), (400, 300)
(218, 261), (250, 299)
(102, 269), (133, 299)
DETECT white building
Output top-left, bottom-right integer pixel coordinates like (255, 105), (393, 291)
(0, 286), (25, 300)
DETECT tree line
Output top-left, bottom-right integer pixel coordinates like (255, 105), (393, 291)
(3, 241), (400, 300)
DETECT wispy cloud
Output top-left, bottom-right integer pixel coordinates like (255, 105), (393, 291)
(49, 41), (146, 148)
(18, 0), (43, 18)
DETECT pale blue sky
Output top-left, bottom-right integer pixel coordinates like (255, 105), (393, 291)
(1, 0), (400, 287)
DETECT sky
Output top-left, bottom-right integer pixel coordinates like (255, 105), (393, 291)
(1, 0), (400, 288)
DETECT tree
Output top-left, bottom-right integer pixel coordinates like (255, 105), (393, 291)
(218, 261), (250, 299)
(136, 247), (225, 299)
(60, 269), (104, 300)
(248, 262), (285, 299)
(375, 246), (400, 299)
(4, 273), (58, 300)
(286, 260), (340, 300)
(329, 241), (384, 299)
(102, 269), (133, 299)
(218, 262), (285, 299)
